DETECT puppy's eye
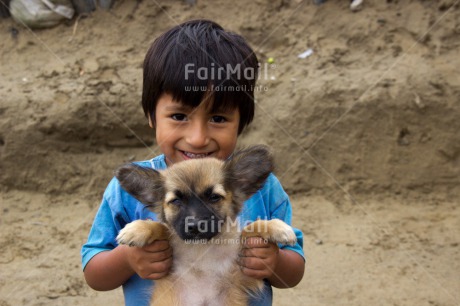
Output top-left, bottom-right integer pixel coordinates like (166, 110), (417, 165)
(169, 199), (182, 206)
(209, 194), (222, 203)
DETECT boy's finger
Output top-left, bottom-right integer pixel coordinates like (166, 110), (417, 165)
(240, 247), (271, 259)
(143, 240), (171, 253)
(148, 255), (173, 273)
(146, 246), (173, 263)
(238, 256), (267, 270)
(145, 270), (170, 280)
(242, 237), (269, 248)
(239, 247), (254, 258)
(239, 265), (270, 280)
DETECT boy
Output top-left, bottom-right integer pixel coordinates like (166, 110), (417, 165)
(82, 19), (305, 305)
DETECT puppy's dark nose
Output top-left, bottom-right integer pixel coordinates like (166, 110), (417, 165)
(186, 220), (201, 235)
(182, 217), (220, 240)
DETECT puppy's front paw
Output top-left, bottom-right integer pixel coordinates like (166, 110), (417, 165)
(117, 220), (169, 247)
(242, 219), (297, 246)
(265, 219), (297, 246)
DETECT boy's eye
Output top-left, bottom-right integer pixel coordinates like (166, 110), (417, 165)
(210, 116), (226, 123)
(171, 114), (187, 121)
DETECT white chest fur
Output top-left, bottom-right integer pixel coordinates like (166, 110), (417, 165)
(170, 234), (241, 305)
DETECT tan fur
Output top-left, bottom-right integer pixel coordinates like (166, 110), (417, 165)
(116, 147), (296, 306)
(241, 219), (298, 245)
(117, 220), (170, 247)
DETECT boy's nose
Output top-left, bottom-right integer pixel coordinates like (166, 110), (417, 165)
(185, 122), (210, 148)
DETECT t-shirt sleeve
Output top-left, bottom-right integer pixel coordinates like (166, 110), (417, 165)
(81, 178), (129, 270)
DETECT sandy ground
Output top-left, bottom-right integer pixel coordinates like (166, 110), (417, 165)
(1, 191), (459, 305)
(0, 0), (459, 305)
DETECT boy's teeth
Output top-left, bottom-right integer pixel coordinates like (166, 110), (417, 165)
(183, 152), (208, 158)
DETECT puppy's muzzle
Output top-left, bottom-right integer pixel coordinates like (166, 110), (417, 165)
(183, 216), (222, 240)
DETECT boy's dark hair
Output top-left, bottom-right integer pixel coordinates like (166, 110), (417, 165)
(142, 19), (259, 134)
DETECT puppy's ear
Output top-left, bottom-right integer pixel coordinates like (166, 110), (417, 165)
(115, 164), (165, 206)
(224, 145), (274, 201)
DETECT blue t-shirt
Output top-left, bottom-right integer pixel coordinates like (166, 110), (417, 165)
(81, 154), (305, 306)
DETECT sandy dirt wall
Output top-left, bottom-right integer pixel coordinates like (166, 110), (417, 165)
(1, 0), (459, 197)
(0, 0), (459, 305)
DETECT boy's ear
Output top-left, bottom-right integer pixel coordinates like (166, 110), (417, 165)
(115, 164), (164, 206)
(224, 145), (274, 202)
(147, 114), (154, 129)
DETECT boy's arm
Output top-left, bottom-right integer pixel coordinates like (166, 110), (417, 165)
(82, 177), (173, 291)
(239, 237), (305, 288)
(267, 248), (305, 288)
(84, 241), (173, 291)
(239, 174), (305, 287)
(84, 245), (134, 291)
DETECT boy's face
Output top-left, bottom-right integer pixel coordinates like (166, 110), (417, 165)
(152, 93), (240, 165)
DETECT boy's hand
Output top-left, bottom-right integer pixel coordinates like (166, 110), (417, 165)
(238, 237), (279, 280)
(124, 240), (173, 280)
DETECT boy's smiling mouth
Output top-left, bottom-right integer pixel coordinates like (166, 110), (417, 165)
(180, 151), (212, 159)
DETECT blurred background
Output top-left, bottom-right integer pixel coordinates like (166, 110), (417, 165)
(0, 0), (459, 305)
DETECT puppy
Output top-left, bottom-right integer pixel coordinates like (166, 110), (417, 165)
(115, 145), (296, 306)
